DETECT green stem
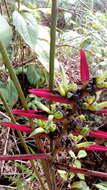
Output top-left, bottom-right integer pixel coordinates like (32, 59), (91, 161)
(0, 40), (35, 130)
(49, 0), (58, 90)
(17, 0), (20, 12)
(0, 91), (46, 190)
(0, 40), (28, 110)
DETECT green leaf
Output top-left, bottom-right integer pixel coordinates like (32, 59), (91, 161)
(71, 181), (90, 190)
(94, 182), (107, 190)
(77, 150), (87, 159)
(73, 159), (81, 168)
(30, 127), (46, 137)
(12, 11), (38, 50)
(34, 39), (59, 72)
(73, 159), (85, 180)
(77, 173), (85, 180)
(26, 64), (41, 85)
(76, 142), (95, 148)
(34, 101), (50, 113)
(6, 80), (18, 107)
(0, 80), (18, 107)
(69, 150), (76, 159)
(57, 170), (67, 180)
(0, 14), (12, 47)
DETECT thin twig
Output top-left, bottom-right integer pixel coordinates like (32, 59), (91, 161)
(1, 127), (10, 174)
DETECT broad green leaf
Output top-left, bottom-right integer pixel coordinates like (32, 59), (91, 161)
(0, 14), (12, 47)
(77, 150), (87, 159)
(26, 64), (41, 85)
(35, 40), (49, 71)
(35, 39), (60, 72)
(6, 80), (18, 107)
(12, 11), (38, 50)
(38, 25), (50, 41)
(0, 80), (18, 107)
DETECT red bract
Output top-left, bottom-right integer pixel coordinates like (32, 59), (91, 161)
(0, 154), (49, 161)
(12, 109), (63, 122)
(29, 89), (72, 104)
(2, 122), (32, 133)
(96, 110), (107, 114)
(54, 163), (107, 178)
(81, 145), (107, 151)
(73, 130), (107, 139)
(89, 130), (107, 139)
(80, 49), (89, 83)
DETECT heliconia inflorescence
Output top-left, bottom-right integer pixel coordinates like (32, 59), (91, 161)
(2, 49), (107, 179)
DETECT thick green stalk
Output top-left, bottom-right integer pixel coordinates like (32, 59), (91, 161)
(0, 91), (46, 190)
(48, 1), (58, 189)
(49, 0), (58, 90)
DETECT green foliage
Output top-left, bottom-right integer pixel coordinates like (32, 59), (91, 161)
(0, 80), (18, 107)
(6, 162), (37, 190)
(12, 11), (38, 50)
(26, 64), (45, 86)
(71, 181), (90, 190)
(0, 14), (12, 47)
(94, 182), (107, 190)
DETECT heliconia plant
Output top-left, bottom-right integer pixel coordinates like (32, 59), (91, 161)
(2, 48), (107, 189)
(1, 0), (107, 188)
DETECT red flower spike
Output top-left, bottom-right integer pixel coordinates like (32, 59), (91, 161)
(80, 49), (89, 83)
(12, 109), (63, 122)
(80, 145), (107, 151)
(54, 163), (107, 178)
(2, 122), (32, 133)
(0, 154), (49, 161)
(29, 89), (72, 104)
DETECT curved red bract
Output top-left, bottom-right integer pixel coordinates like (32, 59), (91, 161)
(80, 49), (89, 83)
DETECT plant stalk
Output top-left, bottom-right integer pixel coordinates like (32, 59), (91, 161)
(49, 0), (58, 90)
(41, 160), (52, 190)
